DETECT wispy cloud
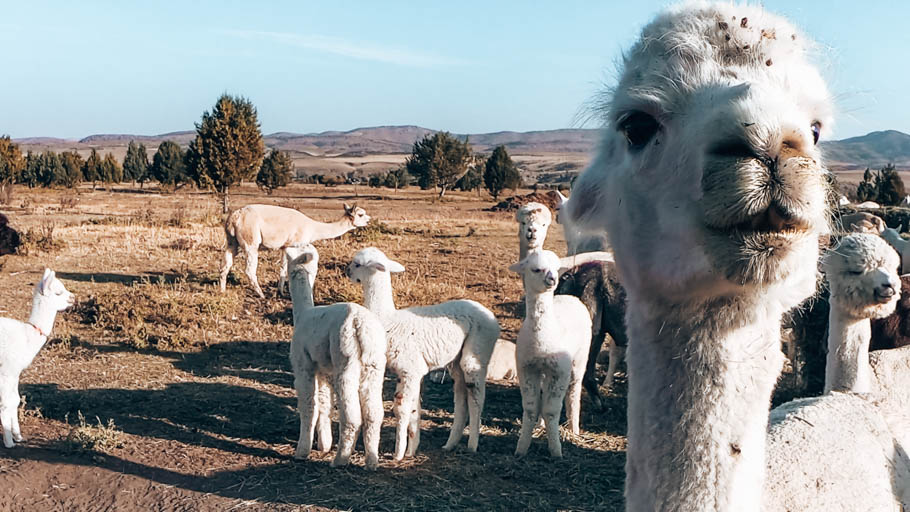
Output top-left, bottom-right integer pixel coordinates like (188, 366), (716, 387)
(221, 29), (463, 68)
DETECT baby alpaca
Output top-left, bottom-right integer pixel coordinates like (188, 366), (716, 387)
(510, 250), (591, 458)
(286, 246), (387, 470)
(1, 269), (74, 448)
(347, 248), (499, 459)
(516, 202), (552, 260)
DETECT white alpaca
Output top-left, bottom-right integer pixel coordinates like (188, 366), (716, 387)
(838, 211), (885, 234)
(516, 202), (552, 260)
(286, 245), (387, 470)
(554, 190), (610, 255)
(221, 203), (370, 297)
(1, 269), (74, 448)
(856, 200), (882, 209)
(881, 225), (910, 274)
(764, 234), (910, 510)
(565, 4), (833, 509)
(346, 248), (500, 459)
(509, 250), (590, 458)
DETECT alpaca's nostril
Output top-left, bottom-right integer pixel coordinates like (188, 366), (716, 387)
(879, 285), (896, 298)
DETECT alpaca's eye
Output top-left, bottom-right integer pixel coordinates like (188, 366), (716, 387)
(532, 268), (542, 273)
(848, 270), (864, 275)
(618, 111), (660, 151)
(354, 263), (360, 268)
(811, 121), (821, 145)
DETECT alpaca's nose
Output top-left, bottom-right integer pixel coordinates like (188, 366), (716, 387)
(879, 284), (896, 298)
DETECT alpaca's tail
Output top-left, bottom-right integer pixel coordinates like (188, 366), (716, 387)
(353, 313), (387, 372)
(224, 208), (243, 251)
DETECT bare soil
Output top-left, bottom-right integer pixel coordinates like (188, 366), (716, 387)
(0, 183), (627, 511)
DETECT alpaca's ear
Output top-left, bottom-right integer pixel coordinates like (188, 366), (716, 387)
(301, 252), (315, 265)
(508, 261), (525, 273)
(343, 203), (353, 213)
(39, 268), (53, 294)
(386, 259), (405, 273)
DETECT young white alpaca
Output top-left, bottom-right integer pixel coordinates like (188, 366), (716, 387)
(286, 245), (387, 470)
(1, 269), (74, 448)
(516, 202), (552, 260)
(221, 203), (370, 298)
(346, 248), (499, 459)
(837, 211), (885, 234)
(509, 250), (590, 458)
(764, 234), (910, 510)
(565, 4), (833, 509)
(554, 191), (610, 255)
(881, 225), (910, 274)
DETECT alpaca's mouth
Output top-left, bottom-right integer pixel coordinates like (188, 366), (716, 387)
(873, 290), (897, 304)
(732, 205), (810, 236)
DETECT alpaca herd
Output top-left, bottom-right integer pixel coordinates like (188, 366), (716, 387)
(4, 2), (910, 510)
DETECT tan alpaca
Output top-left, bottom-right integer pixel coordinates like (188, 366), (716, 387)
(565, 4), (832, 510)
(220, 203), (369, 297)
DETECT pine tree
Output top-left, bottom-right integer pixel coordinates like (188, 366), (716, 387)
(38, 151), (62, 187)
(150, 140), (187, 190)
(83, 148), (102, 189)
(483, 145), (520, 200)
(856, 168), (875, 202)
(123, 140), (149, 185)
(21, 151), (39, 188)
(383, 165), (410, 189)
(405, 132), (472, 198)
(59, 151), (84, 188)
(256, 149), (294, 194)
(186, 93), (265, 212)
(0, 136), (24, 202)
(876, 164), (905, 206)
(101, 152), (123, 185)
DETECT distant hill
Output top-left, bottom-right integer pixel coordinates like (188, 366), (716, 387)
(13, 126), (910, 171)
(821, 130), (910, 170)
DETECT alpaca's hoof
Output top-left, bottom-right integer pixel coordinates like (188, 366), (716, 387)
(12, 434), (24, 442)
(364, 454), (379, 471)
(3, 440), (14, 449)
(441, 442), (456, 452)
(330, 456), (350, 468)
(293, 450), (308, 460)
(514, 449), (526, 458)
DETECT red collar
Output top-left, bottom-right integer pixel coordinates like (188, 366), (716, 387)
(28, 322), (47, 337)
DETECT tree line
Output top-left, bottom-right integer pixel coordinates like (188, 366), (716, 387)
(1, 95), (524, 205)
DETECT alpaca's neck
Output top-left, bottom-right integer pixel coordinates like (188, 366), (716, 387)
(624, 295), (784, 512)
(524, 290), (554, 324)
(362, 273), (396, 318)
(518, 238), (541, 261)
(289, 275), (315, 324)
(825, 304), (872, 394)
(309, 217), (355, 242)
(28, 294), (59, 338)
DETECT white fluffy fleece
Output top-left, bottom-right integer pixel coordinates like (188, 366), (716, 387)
(510, 250), (590, 458)
(347, 247), (500, 460)
(1, 269), (74, 448)
(286, 245), (387, 470)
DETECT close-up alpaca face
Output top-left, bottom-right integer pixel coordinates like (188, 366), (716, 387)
(567, 4), (834, 299)
(511, 250), (560, 293)
(345, 204), (371, 227)
(824, 234), (901, 319)
(40, 270), (75, 312)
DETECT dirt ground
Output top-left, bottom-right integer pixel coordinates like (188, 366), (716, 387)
(0, 183), (628, 511)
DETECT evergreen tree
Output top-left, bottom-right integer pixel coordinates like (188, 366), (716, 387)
(101, 152), (123, 185)
(150, 140), (187, 190)
(875, 164), (905, 206)
(21, 151), (40, 188)
(186, 93), (265, 212)
(856, 168), (875, 202)
(483, 145), (521, 199)
(0, 136), (24, 202)
(405, 132), (472, 198)
(38, 151), (63, 187)
(123, 140), (149, 184)
(456, 166), (482, 191)
(83, 148), (102, 189)
(256, 149), (294, 194)
(59, 151), (84, 188)
(383, 165), (410, 189)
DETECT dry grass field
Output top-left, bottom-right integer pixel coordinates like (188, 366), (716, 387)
(0, 183), (627, 511)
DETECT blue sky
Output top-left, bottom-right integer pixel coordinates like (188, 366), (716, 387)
(2, 1), (908, 140)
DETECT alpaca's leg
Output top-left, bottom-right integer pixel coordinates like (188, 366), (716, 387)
(461, 354), (488, 453)
(278, 251), (289, 297)
(219, 244), (238, 293)
(9, 378), (22, 442)
(584, 331), (607, 410)
(315, 377), (332, 452)
(442, 363), (468, 451)
(360, 364), (385, 470)
(405, 392), (422, 457)
(294, 372), (318, 460)
(244, 249), (264, 298)
(515, 369), (541, 457)
(565, 372), (584, 435)
(605, 342), (624, 390)
(393, 375), (420, 460)
(332, 369), (362, 468)
(543, 371), (572, 458)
